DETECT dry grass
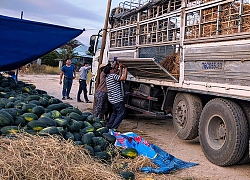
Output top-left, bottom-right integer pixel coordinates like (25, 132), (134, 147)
(0, 133), (120, 180)
(44, 66), (60, 74)
(21, 64), (60, 75)
(0, 133), (163, 180)
(160, 53), (180, 79)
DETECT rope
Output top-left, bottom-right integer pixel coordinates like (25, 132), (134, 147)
(169, 128), (181, 148)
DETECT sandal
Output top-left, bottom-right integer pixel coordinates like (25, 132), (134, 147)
(86, 101), (92, 103)
(67, 97), (73, 100)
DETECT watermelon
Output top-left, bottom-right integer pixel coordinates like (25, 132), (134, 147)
(22, 113), (38, 122)
(27, 120), (47, 131)
(1, 126), (19, 134)
(120, 148), (138, 159)
(120, 171), (135, 180)
(39, 126), (59, 135)
(0, 110), (14, 126)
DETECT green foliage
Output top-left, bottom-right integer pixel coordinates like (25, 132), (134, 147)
(41, 51), (59, 67)
(58, 40), (79, 61)
(40, 39), (80, 67)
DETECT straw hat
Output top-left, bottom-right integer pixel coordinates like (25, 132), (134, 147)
(99, 64), (106, 69)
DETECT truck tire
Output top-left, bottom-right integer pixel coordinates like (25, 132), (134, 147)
(199, 98), (248, 166)
(236, 101), (250, 164)
(172, 93), (202, 140)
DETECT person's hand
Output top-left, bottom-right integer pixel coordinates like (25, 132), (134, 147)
(59, 79), (62, 84)
(119, 62), (123, 68)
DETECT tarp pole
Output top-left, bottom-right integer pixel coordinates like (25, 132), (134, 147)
(16, 11), (24, 81)
(93, 0), (112, 108)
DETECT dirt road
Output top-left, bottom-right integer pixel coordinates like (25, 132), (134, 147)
(19, 74), (250, 180)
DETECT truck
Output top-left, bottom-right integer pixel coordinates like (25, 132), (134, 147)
(89, 0), (250, 166)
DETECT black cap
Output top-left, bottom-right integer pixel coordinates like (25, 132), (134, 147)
(104, 66), (112, 75)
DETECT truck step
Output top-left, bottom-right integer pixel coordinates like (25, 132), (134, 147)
(125, 104), (169, 119)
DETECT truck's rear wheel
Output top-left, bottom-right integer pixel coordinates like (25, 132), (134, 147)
(172, 93), (202, 140)
(199, 98), (248, 166)
(236, 101), (250, 164)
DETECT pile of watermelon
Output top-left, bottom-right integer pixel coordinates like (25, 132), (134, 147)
(0, 75), (122, 160)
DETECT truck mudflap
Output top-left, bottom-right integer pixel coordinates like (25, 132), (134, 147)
(117, 58), (178, 82)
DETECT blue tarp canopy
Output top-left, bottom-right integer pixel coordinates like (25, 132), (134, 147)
(0, 15), (84, 71)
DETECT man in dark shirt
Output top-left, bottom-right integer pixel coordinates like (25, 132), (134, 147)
(59, 59), (76, 100)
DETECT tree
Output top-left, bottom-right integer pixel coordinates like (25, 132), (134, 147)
(41, 50), (59, 67)
(57, 39), (79, 61)
(41, 39), (80, 67)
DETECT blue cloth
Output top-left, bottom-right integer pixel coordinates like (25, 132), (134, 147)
(110, 131), (157, 158)
(0, 15), (83, 71)
(141, 144), (198, 174)
(109, 130), (198, 174)
(10, 74), (17, 81)
(61, 65), (75, 79)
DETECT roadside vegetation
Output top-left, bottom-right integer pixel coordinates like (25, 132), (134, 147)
(20, 64), (60, 75)
(19, 39), (86, 75)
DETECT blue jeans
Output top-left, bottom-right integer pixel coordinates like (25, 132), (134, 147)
(62, 77), (73, 98)
(107, 101), (125, 129)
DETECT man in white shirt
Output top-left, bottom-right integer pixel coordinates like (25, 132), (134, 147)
(77, 62), (92, 103)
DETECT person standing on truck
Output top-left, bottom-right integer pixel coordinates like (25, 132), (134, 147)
(59, 59), (76, 100)
(77, 62), (92, 103)
(104, 63), (128, 129)
(93, 63), (109, 119)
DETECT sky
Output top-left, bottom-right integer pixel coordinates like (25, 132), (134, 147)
(0, 0), (121, 45)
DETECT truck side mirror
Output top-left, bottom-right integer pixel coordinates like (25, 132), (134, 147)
(89, 35), (97, 54)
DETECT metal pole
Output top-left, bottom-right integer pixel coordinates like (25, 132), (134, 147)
(16, 11), (24, 81)
(93, 0), (112, 108)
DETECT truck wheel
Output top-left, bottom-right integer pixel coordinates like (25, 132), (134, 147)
(199, 98), (248, 166)
(236, 101), (250, 164)
(173, 93), (202, 140)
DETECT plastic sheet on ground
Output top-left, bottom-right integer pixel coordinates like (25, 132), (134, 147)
(109, 130), (198, 174)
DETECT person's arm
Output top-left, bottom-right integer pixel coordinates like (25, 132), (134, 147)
(73, 68), (76, 79)
(59, 71), (63, 84)
(119, 65), (128, 81)
(73, 65), (76, 79)
(118, 64), (123, 76)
